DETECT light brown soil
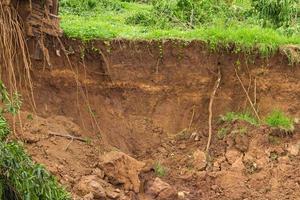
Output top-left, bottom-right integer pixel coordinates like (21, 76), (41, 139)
(12, 39), (300, 199)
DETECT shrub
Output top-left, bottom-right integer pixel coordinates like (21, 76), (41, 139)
(0, 81), (71, 199)
(0, 143), (71, 200)
(265, 110), (294, 131)
(150, 0), (233, 28)
(60, 0), (124, 14)
(251, 0), (299, 28)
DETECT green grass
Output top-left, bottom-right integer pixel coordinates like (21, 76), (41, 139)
(217, 127), (229, 140)
(220, 112), (259, 125)
(154, 162), (167, 177)
(59, 0), (300, 54)
(265, 110), (294, 131)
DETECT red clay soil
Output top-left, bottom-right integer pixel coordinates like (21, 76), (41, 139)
(11, 38), (300, 199)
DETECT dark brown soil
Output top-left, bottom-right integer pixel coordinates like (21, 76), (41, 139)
(11, 38), (300, 199)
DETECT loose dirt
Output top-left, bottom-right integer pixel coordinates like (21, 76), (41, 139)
(12, 39), (300, 199)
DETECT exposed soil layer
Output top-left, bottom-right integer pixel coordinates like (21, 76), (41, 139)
(12, 38), (300, 199)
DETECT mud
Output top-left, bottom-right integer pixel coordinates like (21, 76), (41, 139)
(12, 38), (300, 199)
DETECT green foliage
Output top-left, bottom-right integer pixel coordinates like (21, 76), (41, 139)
(151, 0), (233, 28)
(0, 142), (71, 200)
(154, 162), (167, 177)
(0, 80), (71, 199)
(0, 178), (3, 199)
(0, 116), (10, 141)
(265, 110), (294, 131)
(231, 127), (248, 136)
(220, 112), (259, 125)
(251, 0), (299, 30)
(217, 127), (229, 140)
(59, 0), (300, 54)
(0, 81), (22, 115)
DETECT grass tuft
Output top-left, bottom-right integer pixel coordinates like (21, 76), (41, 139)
(154, 162), (167, 177)
(217, 128), (229, 140)
(220, 112), (259, 126)
(265, 110), (294, 131)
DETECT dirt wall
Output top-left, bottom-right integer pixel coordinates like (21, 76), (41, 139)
(24, 38), (300, 154)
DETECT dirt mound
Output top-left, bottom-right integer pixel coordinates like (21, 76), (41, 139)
(11, 39), (300, 199)
(16, 112), (300, 199)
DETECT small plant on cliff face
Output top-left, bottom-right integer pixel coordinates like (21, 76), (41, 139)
(265, 110), (294, 132)
(154, 162), (167, 177)
(220, 112), (258, 126)
(0, 81), (71, 200)
(0, 81), (22, 115)
(217, 127), (229, 140)
(231, 127), (248, 136)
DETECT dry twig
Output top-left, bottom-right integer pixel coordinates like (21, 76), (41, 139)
(48, 131), (87, 142)
(235, 68), (261, 122)
(188, 105), (195, 130)
(64, 138), (74, 151)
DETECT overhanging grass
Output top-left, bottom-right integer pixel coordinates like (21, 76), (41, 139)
(60, 0), (300, 55)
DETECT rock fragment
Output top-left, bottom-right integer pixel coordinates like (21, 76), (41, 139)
(146, 178), (177, 200)
(99, 151), (145, 193)
(193, 150), (207, 170)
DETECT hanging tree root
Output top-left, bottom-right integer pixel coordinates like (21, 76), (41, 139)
(0, 2), (34, 100)
(206, 66), (222, 153)
(0, 2), (36, 137)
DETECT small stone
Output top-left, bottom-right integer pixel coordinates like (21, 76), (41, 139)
(83, 192), (94, 200)
(178, 191), (185, 199)
(179, 144), (186, 150)
(225, 149), (241, 165)
(93, 168), (104, 179)
(106, 190), (120, 199)
(193, 150), (207, 170)
(146, 178), (177, 199)
(190, 132), (197, 139)
(278, 156), (289, 163)
(231, 156), (244, 172)
(287, 143), (300, 156)
(211, 185), (218, 191)
(99, 151), (145, 193)
(74, 175), (107, 199)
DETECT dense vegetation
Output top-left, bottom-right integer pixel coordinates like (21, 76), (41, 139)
(59, 0), (300, 53)
(0, 82), (70, 200)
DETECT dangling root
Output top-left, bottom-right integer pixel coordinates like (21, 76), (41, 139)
(206, 66), (222, 153)
(0, 2), (35, 106)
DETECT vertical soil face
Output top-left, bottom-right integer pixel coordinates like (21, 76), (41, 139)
(15, 38), (300, 199)
(26, 39), (300, 154)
